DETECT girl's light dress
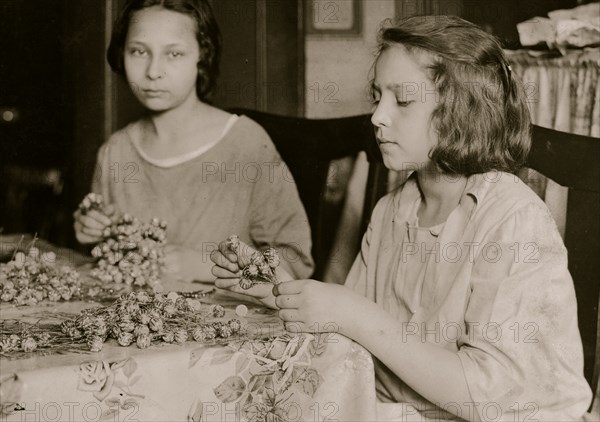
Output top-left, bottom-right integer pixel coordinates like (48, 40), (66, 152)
(92, 114), (314, 279)
(346, 172), (592, 421)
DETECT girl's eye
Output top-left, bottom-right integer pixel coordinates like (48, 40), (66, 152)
(396, 100), (412, 107)
(169, 51), (184, 58)
(129, 48), (147, 57)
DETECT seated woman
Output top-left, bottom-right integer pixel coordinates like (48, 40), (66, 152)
(73, 0), (314, 282)
(211, 15), (592, 421)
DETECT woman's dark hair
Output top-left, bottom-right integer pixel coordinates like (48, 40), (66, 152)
(376, 15), (531, 174)
(107, 0), (221, 100)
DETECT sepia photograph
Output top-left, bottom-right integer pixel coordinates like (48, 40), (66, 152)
(1, 0), (599, 420)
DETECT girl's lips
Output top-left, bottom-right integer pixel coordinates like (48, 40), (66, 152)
(143, 89), (167, 97)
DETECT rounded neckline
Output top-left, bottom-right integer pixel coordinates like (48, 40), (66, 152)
(129, 114), (239, 168)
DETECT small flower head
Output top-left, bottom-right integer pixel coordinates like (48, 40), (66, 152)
(21, 337), (37, 352)
(117, 332), (134, 347)
(210, 304), (226, 318)
(174, 329), (188, 344)
(239, 278), (253, 290)
(134, 325), (150, 337)
(192, 328), (207, 342)
(136, 334), (152, 349)
(88, 336), (104, 352)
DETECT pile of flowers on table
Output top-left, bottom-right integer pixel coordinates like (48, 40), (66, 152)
(0, 291), (243, 356)
(79, 193), (167, 291)
(0, 243), (81, 306)
(60, 291), (242, 352)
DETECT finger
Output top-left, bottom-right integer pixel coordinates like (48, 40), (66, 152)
(215, 279), (273, 299)
(212, 265), (240, 279)
(210, 250), (240, 274)
(104, 204), (116, 217)
(86, 209), (112, 227)
(79, 213), (108, 230)
(236, 241), (257, 268)
(214, 278), (241, 289)
(284, 322), (304, 333)
(275, 294), (301, 309)
(81, 226), (104, 238)
(278, 308), (301, 322)
(76, 232), (99, 244)
(273, 279), (305, 295)
(218, 241), (238, 263)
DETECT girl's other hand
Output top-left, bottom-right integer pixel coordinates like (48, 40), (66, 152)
(210, 240), (286, 309)
(210, 240), (242, 279)
(73, 204), (116, 244)
(274, 280), (363, 336)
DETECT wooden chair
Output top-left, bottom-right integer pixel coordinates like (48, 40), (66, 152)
(526, 125), (600, 407)
(228, 108), (382, 279)
(233, 109), (600, 406)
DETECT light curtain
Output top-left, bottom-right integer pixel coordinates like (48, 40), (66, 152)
(508, 48), (600, 237)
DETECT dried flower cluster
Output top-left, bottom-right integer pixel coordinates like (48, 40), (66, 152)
(60, 291), (241, 352)
(225, 235), (280, 290)
(0, 329), (52, 353)
(0, 247), (81, 306)
(79, 193), (167, 290)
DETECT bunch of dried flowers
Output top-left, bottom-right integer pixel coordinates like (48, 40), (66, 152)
(225, 235), (280, 290)
(79, 193), (167, 290)
(61, 291), (241, 352)
(0, 237), (81, 306)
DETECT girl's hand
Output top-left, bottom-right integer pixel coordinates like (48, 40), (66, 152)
(274, 280), (364, 336)
(73, 205), (116, 244)
(210, 240), (291, 309)
(163, 244), (210, 283)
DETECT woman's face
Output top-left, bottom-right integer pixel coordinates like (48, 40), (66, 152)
(124, 6), (200, 112)
(371, 45), (439, 172)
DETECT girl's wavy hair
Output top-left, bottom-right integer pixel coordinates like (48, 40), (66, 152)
(107, 0), (221, 101)
(377, 15), (531, 174)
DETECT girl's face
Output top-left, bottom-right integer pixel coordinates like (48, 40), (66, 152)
(371, 45), (439, 172)
(124, 6), (200, 112)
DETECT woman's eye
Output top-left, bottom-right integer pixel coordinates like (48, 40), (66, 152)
(129, 48), (147, 57)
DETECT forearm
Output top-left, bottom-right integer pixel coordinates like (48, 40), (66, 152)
(346, 300), (480, 422)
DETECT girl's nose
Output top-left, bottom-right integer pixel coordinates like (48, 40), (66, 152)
(146, 57), (165, 80)
(371, 101), (391, 128)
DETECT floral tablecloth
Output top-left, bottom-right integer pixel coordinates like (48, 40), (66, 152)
(0, 246), (376, 421)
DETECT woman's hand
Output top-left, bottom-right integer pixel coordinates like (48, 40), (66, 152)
(273, 280), (366, 336)
(210, 240), (292, 309)
(73, 204), (117, 244)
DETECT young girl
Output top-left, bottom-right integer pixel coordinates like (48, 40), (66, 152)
(73, 0), (314, 282)
(211, 16), (592, 421)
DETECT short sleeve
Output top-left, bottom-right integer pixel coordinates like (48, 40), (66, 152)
(457, 203), (592, 421)
(344, 194), (390, 299)
(248, 130), (314, 279)
(90, 143), (108, 197)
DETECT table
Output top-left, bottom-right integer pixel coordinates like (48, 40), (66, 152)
(0, 240), (377, 421)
